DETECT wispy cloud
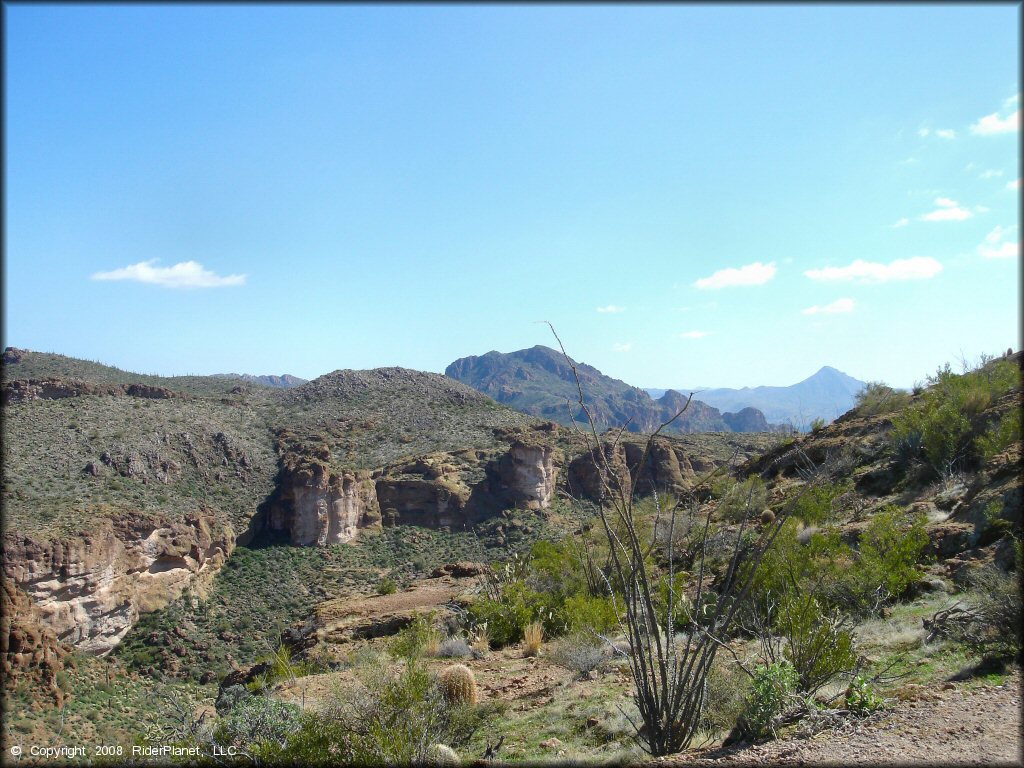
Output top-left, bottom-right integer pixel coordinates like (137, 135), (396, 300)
(979, 169), (1004, 179)
(804, 256), (943, 283)
(891, 217), (910, 229)
(693, 261), (776, 290)
(90, 260), (246, 289)
(596, 305), (625, 313)
(920, 197), (972, 222)
(612, 342), (632, 353)
(1008, 178), (1021, 191)
(919, 127), (956, 139)
(970, 94), (1020, 135)
(977, 225), (1020, 260)
(679, 330), (711, 339)
(801, 298), (855, 316)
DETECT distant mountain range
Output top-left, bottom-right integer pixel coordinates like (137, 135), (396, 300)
(647, 366), (868, 429)
(217, 373), (308, 388)
(445, 345), (778, 434)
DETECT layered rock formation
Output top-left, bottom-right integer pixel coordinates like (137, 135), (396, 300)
(1, 577), (72, 703)
(267, 461), (381, 545)
(2, 513), (233, 655)
(567, 437), (696, 500)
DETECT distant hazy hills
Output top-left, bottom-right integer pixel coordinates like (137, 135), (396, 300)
(445, 345), (776, 434)
(647, 366), (867, 429)
(218, 373), (308, 388)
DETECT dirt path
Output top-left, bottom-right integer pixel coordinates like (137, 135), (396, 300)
(672, 673), (1021, 766)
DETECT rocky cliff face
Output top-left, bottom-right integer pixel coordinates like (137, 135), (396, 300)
(2, 513), (233, 656)
(267, 461), (381, 546)
(488, 442), (559, 510)
(567, 437), (696, 500)
(1, 577), (72, 703)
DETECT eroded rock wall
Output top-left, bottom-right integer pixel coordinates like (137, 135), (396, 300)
(268, 462), (381, 546)
(2, 514), (232, 656)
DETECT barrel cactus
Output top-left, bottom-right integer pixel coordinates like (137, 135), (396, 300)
(437, 663), (477, 706)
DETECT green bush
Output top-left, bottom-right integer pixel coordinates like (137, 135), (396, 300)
(774, 593), (857, 695)
(377, 576), (398, 595)
(848, 505), (928, 608)
(854, 382), (912, 416)
(787, 481), (853, 525)
(890, 359), (1020, 477)
(388, 613), (442, 659)
(845, 675), (886, 715)
(561, 592), (618, 634)
(977, 408), (1023, 462)
(741, 662), (798, 740)
(717, 477), (768, 523)
(214, 696), (302, 754)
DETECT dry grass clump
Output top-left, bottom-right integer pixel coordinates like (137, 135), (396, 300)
(523, 621), (544, 657)
(437, 664), (477, 706)
(470, 626), (491, 654)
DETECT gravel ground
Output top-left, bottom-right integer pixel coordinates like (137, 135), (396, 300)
(661, 671), (1022, 766)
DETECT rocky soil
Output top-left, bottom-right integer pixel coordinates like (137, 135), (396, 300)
(677, 672), (1022, 766)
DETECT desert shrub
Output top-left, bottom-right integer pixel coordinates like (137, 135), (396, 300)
(377, 576), (398, 595)
(214, 695), (302, 754)
(389, 613), (442, 659)
(266, 656), (487, 765)
(717, 476), (768, 523)
(741, 662), (798, 740)
(751, 519), (852, 611)
(214, 684), (250, 715)
(467, 587), (535, 647)
(854, 382), (911, 416)
(700, 657), (751, 734)
(548, 632), (609, 678)
(436, 636), (472, 658)
(977, 408), (1023, 462)
(890, 359), (1020, 477)
(845, 506), (928, 610)
(437, 664), (477, 706)
(522, 621), (544, 656)
(787, 481), (853, 526)
(845, 674), (886, 715)
(930, 564), (1022, 658)
(561, 592), (619, 634)
(773, 594), (857, 695)
(809, 417), (827, 433)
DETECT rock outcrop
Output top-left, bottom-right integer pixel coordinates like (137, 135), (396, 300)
(485, 442), (559, 510)
(268, 461), (381, 545)
(1, 577), (73, 703)
(567, 437), (694, 500)
(2, 513), (233, 656)
(3, 377), (180, 404)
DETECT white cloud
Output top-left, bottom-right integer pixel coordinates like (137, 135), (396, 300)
(612, 342), (632, 353)
(804, 256), (943, 283)
(977, 225), (1020, 260)
(920, 198), (972, 222)
(90, 259), (246, 289)
(693, 261), (776, 290)
(1008, 178), (1021, 191)
(801, 298), (855, 316)
(679, 331), (711, 339)
(917, 127), (930, 137)
(596, 305), (625, 313)
(970, 94), (1020, 135)
(891, 217), (910, 228)
(980, 169), (1004, 179)
(934, 129), (956, 139)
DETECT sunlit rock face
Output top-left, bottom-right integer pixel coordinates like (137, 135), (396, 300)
(269, 463), (381, 546)
(2, 514), (233, 656)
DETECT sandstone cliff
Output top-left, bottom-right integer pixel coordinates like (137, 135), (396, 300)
(2, 513), (233, 656)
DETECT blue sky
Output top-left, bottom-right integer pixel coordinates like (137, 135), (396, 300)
(5, 4), (1019, 389)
